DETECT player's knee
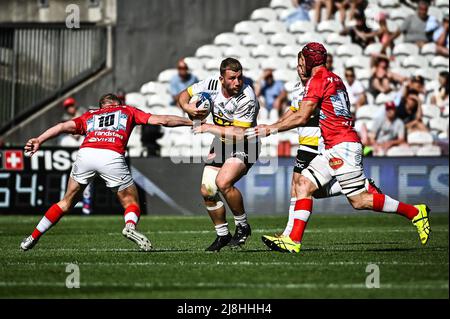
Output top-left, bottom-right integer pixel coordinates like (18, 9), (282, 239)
(215, 178), (232, 194)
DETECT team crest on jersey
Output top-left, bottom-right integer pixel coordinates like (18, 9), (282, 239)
(329, 157), (344, 170)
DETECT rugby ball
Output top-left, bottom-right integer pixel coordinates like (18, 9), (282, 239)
(189, 92), (212, 120)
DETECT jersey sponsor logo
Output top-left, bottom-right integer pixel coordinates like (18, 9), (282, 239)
(213, 115), (233, 126)
(88, 137), (117, 143)
(330, 89), (352, 118)
(329, 157), (344, 170)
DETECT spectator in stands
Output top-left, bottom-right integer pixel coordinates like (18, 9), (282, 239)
(397, 89), (428, 133)
(431, 71), (449, 108)
(169, 58), (198, 106)
(341, 12), (375, 48)
(390, 0), (440, 48)
(336, 0), (368, 28)
(284, 0), (313, 26)
(395, 75), (426, 106)
(254, 69), (286, 115)
(344, 67), (367, 110)
(375, 12), (396, 55)
(314, 0), (334, 24)
(369, 55), (406, 97)
(326, 53), (334, 71)
(59, 97), (84, 147)
(433, 13), (449, 57)
(360, 102), (406, 156)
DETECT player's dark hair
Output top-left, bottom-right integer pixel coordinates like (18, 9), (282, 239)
(99, 93), (122, 108)
(220, 58), (242, 76)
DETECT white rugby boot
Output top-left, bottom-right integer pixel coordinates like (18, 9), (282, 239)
(122, 223), (152, 251)
(20, 235), (38, 251)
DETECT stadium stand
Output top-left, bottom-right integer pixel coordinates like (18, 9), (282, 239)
(126, 0), (449, 157)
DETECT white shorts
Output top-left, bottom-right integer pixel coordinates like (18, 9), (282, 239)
(70, 147), (134, 192)
(302, 142), (366, 197)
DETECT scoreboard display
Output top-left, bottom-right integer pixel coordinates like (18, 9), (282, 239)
(0, 147), (125, 215)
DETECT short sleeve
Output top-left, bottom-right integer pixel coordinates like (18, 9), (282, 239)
(72, 113), (89, 135)
(233, 99), (257, 128)
(302, 77), (323, 104)
(187, 78), (211, 97)
(131, 107), (152, 125)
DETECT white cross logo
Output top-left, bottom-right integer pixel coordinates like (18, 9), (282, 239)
(7, 152), (22, 168)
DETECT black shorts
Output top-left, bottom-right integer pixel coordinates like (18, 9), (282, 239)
(293, 149), (319, 174)
(205, 137), (261, 172)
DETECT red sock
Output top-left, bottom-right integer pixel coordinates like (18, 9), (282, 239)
(290, 198), (313, 243)
(373, 194), (418, 220)
(124, 204), (141, 225)
(32, 204), (64, 240)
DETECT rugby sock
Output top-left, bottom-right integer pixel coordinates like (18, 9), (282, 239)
(289, 198), (313, 243)
(31, 204), (64, 240)
(372, 194), (418, 220)
(282, 198), (297, 237)
(124, 204), (141, 226)
(215, 223), (229, 236)
(234, 213), (248, 227)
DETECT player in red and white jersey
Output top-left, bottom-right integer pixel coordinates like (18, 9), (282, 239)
(20, 93), (193, 251)
(248, 43), (430, 253)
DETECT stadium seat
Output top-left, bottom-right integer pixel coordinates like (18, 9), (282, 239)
(355, 68), (372, 81)
(436, 0), (449, 8)
(317, 20), (343, 35)
(429, 118), (449, 134)
(421, 42), (437, 58)
(125, 92), (146, 108)
(389, 8), (410, 22)
(224, 46), (251, 59)
(204, 58), (223, 72)
(325, 33), (351, 46)
(401, 55), (429, 70)
(146, 94), (171, 107)
(273, 68), (298, 82)
(378, 0), (400, 8)
(183, 57), (204, 72)
(277, 8), (297, 20)
(261, 57), (288, 70)
(195, 45), (223, 59)
(416, 145), (442, 156)
(422, 104), (441, 119)
(213, 32), (241, 47)
(244, 69), (260, 82)
(390, 67), (412, 79)
(393, 43), (419, 57)
(430, 56), (450, 69)
(356, 105), (380, 120)
(297, 32), (325, 46)
(251, 44), (279, 58)
(241, 33), (268, 47)
(269, 33), (297, 47)
(354, 119), (374, 133)
(363, 42), (383, 56)
(261, 21), (287, 35)
(335, 43), (363, 58)
(428, 6), (444, 21)
(375, 92), (396, 106)
(407, 131), (434, 145)
(287, 20), (315, 34)
(239, 57), (260, 71)
(234, 20), (261, 35)
(425, 80), (440, 95)
(279, 45), (298, 58)
(251, 7), (278, 22)
(193, 69), (213, 81)
(157, 69), (178, 83)
(385, 145), (415, 156)
(344, 56), (370, 69)
(140, 81), (168, 95)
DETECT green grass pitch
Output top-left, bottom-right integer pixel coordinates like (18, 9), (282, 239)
(0, 213), (448, 298)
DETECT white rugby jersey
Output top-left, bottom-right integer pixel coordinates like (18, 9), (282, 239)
(289, 81), (323, 154)
(187, 75), (259, 129)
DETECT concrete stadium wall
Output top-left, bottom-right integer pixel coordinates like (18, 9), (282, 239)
(2, 0), (269, 145)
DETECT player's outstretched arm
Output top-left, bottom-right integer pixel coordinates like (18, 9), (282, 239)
(24, 120), (77, 156)
(193, 124), (247, 142)
(147, 114), (193, 127)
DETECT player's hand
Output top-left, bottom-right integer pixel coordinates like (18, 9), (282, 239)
(192, 123), (211, 134)
(184, 102), (209, 120)
(245, 124), (272, 139)
(24, 138), (41, 157)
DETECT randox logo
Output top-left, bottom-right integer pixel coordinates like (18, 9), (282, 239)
(329, 157), (344, 170)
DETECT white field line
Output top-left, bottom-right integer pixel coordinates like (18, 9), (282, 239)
(0, 281), (447, 290)
(2, 261), (448, 267)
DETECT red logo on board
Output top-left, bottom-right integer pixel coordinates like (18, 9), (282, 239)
(329, 157), (344, 170)
(3, 150), (24, 171)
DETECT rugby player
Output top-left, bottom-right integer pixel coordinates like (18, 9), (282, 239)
(20, 93), (193, 251)
(178, 58), (260, 252)
(261, 59), (382, 248)
(247, 43), (430, 253)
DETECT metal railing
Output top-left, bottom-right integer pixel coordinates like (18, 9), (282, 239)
(0, 25), (107, 133)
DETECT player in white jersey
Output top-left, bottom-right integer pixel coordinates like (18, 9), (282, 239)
(178, 58), (260, 251)
(259, 66), (382, 251)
